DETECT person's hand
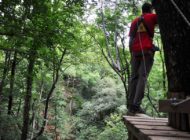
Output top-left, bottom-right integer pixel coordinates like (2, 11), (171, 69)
(152, 45), (160, 52)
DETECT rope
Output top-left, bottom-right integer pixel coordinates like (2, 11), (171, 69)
(137, 17), (160, 117)
(136, 16), (149, 87)
(137, 24), (147, 78)
(169, 0), (190, 27)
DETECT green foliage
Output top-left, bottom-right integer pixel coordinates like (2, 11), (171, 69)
(36, 135), (51, 140)
(98, 113), (128, 140)
(0, 0), (168, 139)
(76, 125), (101, 140)
(0, 113), (21, 140)
(73, 74), (127, 140)
(78, 77), (125, 122)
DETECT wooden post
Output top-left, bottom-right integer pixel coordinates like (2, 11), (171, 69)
(159, 93), (190, 131)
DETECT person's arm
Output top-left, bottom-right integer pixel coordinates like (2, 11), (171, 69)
(129, 37), (133, 53)
(128, 21), (135, 53)
(152, 13), (158, 25)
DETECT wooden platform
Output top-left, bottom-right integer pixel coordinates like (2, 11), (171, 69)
(123, 115), (190, 140)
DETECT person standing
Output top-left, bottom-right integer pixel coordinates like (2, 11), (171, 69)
(127, 2), (158, 115)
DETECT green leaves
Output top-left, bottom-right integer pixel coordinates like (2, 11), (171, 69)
(98, 114), (128, 140)
(0, 0), (168, 139)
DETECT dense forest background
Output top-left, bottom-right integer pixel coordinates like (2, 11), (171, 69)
(0, 0), (167, 140)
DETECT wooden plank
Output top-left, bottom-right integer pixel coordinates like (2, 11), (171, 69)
(135, 113), (152, 118)
(131, 121), (167, 126)
(126, 118), (168, 123)
(168, 113), (172, 126)
(180, 113), (189, 131)
(124, 116), (168, 126)
(124, 116), (168, 121)
(134, 124), (177, 131)
(125, 118), (149, 140)
(128, 131), (138, 140)
(159, 99), (190, 113)
(123, 115), (190, 140)
(176, 113), (180, 129)
(149, 136), (190, 140)
(125, 116), (167, 121)
(173, 113), (177, 129)
(141, 129), (190, 138)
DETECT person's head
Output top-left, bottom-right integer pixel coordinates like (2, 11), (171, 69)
(142, 2), (153, 13)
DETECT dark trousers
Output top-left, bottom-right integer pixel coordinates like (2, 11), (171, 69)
(128, 52), (154, 108)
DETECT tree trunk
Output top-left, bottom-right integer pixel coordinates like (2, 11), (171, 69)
(0, 51), (11, 101)
(8, 51), (17, 114)
(21, 48), (37, 140)
(154, 0), (190, 131)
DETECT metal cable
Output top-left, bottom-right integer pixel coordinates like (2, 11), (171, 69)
(170, 0), (190, 27)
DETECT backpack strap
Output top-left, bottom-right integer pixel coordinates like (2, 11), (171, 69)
(129, 15), (153, 50)
(141, 16), (153, 38)
(129, 16), (143, 50)
(130, 15), (153, 40)
(130, 16), (143, 39)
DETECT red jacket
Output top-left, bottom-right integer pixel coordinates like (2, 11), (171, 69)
(129, 13), (157, 52)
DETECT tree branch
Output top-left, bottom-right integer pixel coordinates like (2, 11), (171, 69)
(33, 48), (66, 139)
(100, 1), (117, 68)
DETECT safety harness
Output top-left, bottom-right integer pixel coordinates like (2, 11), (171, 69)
(129, 15), (159, 57)
(129, 15), (153, 51)
(132, 15), (153, 39)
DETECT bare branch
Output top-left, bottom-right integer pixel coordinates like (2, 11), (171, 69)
(118, 34), (130, 85)
(114, 25), (121, 71)
(100, 1), (117, 68)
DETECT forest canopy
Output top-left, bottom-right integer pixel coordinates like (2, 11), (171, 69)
(0, 0), (170, 139)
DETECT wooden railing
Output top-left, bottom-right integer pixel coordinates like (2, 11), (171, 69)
(159, 98), (190, 131)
